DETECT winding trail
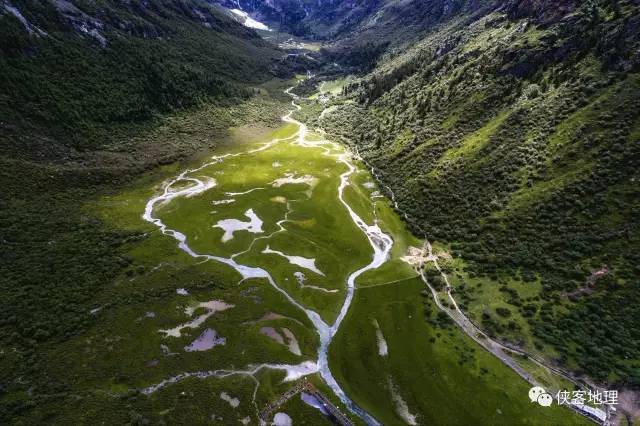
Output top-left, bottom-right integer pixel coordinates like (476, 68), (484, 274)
(355, 154), (609, 425)
(140, 75), (608, 425)
(141, 82), (389, 425)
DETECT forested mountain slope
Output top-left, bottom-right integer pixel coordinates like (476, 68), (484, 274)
(319, 0), (640, 389)
(1, 0), (285, 151)
(2, 0), (640, 422)
(0, 1), (290, 420)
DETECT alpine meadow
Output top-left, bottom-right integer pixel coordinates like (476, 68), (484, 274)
(1, 1), (639, 425)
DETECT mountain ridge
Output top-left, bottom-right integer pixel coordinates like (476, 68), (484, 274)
(1, 0), (286, 149)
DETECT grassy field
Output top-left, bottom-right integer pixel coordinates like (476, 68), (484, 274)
(310, 76), (354, 101)
(61, 113), (379, 423)
(88, 111), (587, 425)
(320, 2), (640, 390)
(3, 76), (598, 424)
(329, 277), (590, 425)
(296, 77), (591, 425)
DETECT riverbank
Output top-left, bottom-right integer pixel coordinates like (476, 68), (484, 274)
(0, 79), (293, 424)
(1, 77), (593, 425)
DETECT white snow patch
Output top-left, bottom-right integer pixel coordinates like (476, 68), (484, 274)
(230, 9), (271, 31)
(294, 271), (306, 285)
(214, 209), (263, 242)
(176, 288), (189, 296)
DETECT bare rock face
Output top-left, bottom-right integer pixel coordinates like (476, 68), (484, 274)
(207, 0), (377, 36)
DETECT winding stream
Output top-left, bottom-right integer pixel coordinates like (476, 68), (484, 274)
(142, 83), (390, 425)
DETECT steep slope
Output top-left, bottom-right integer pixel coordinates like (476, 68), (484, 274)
(319, 0), (500, 72)
(326, 0), (497, 43)
(2, 0), (640, 422)
(0, 2), (292, 421)
(318, 0), (640, 391)
(210, 0), (495, 41)
(0, 0), (285, 151)
(208, 0), (374, 36)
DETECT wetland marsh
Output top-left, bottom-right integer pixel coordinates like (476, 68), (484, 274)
(84, 84), (588, 424)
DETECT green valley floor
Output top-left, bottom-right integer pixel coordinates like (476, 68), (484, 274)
(4, 80), (594, 425)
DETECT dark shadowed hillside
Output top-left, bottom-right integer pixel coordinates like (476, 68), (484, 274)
(0, 2), (291, 421)
(0, 0), (286, 150)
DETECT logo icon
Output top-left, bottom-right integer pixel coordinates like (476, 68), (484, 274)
(537, 393), (553, 407)
(529, 386), (553, 407)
